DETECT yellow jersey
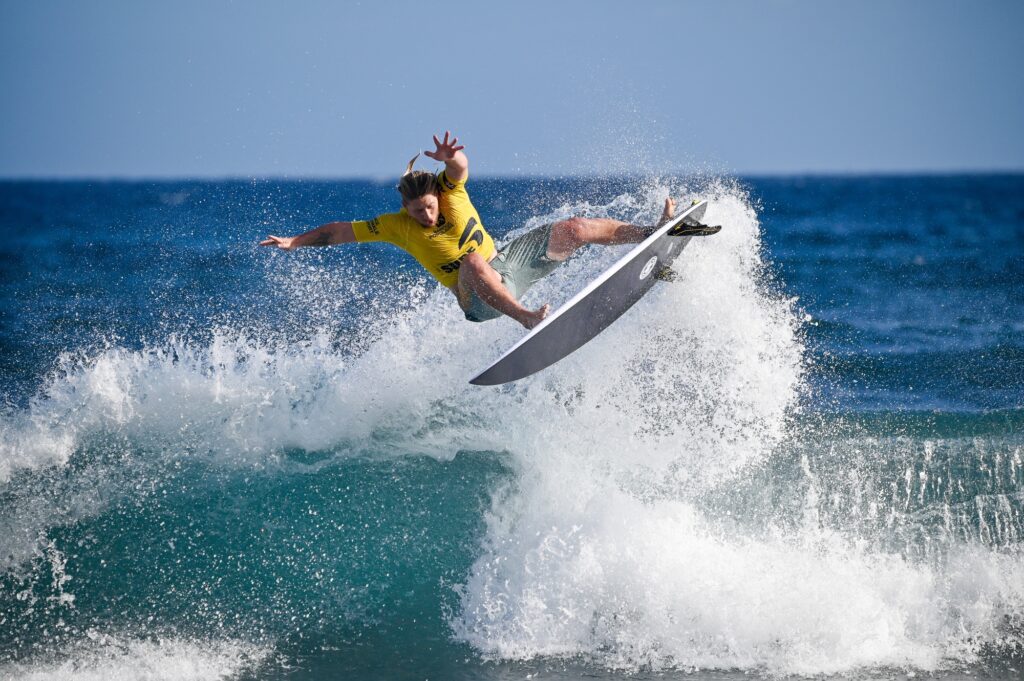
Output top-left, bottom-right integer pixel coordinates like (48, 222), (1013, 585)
(351, 171), (497, 289)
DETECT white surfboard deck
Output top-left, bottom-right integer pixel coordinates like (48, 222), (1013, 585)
(469, 199), (709, 385)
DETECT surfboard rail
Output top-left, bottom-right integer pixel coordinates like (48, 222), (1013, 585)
(469, 199), (710, 385)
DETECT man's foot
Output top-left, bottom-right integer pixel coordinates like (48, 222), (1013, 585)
(657, 197), (677, 227)
(518, 304), (550, 330)
(638, 198), (680, 239)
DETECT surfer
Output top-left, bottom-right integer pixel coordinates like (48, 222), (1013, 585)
(260, 132), (677, 329)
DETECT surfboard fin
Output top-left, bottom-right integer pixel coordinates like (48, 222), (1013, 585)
(654, 265), (678, 282)
(668, 222), (721, 237)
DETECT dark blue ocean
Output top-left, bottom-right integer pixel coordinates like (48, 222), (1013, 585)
(1, 175), (1022, 680)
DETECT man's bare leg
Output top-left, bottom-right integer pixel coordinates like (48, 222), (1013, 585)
(458, 252), (549, 329)
(547, 198), (677, 261)
(457, 199), (676, 329)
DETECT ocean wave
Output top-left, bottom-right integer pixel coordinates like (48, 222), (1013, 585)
(2, 180), (1021, 676)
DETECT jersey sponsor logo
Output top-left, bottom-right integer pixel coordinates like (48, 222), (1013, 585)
(428, 214), (453, 238)
(458, 217), (485, 250)
(367, 217), (380, 235)
(440, 246), (476, 274)
(439, 218), (487, 274)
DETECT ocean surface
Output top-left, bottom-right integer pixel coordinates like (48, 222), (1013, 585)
(0, 174), (1022, 680)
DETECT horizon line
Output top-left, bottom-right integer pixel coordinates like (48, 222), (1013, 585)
(1, 168), (1023, 183)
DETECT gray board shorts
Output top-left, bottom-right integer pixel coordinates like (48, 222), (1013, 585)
(463, 222), (562, 322)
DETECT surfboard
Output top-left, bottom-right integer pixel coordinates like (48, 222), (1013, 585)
(470, 199), (715, 385)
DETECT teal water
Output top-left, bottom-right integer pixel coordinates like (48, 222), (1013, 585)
(0, 176), (1022, 679)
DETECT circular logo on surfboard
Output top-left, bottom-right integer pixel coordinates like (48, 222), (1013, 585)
(639, 256), (658, 280)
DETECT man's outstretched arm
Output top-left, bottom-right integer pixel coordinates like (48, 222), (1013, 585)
(424, 131), (468, 183)
(260, 221), (355, 251)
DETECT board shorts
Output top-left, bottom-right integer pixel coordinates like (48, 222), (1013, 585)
(463, 223), (563, 322)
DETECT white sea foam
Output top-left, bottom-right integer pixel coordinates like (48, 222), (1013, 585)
(452, 463), (1024, 674)
(0, 633), (272, 681)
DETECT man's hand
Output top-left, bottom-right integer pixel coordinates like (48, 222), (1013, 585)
(259, 222), (355, 250)
(424, 131), (465, 163)
(260, 235), (298, 250)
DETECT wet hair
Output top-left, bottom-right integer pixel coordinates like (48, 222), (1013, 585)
(397, 153), (439, 202)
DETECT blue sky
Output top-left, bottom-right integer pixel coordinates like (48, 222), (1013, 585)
(1, 0), (1022, 178)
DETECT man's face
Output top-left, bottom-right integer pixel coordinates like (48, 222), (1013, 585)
(404, 193), (440, 227)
